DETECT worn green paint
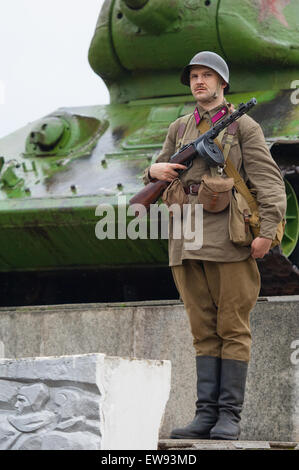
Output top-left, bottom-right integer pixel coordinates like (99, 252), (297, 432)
(218, 0), (299, 66)
(0, 195), (168, 270)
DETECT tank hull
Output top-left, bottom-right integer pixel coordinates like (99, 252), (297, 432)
(0, 92), (298, 304)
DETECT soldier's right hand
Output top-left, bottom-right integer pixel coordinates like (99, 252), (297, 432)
(149, 163), (187, 182)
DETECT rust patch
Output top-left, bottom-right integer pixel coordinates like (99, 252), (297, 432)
(257, 248), (299, 296)
(112, 126), (128, 144)
(249, 89), (294, 138)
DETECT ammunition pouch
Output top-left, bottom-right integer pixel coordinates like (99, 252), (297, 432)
(162, 178), (188, 209)
(229, 189), (253, 246)
(198, 174), (234, 213)
(229, 188), (285, 248)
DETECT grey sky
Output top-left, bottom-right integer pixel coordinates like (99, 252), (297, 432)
(0, 0), (108, 138)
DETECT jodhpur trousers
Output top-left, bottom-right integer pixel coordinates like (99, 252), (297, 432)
(171, 257), (261, 362)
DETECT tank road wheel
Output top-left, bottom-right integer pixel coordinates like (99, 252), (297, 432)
(281, 179), (299, 261)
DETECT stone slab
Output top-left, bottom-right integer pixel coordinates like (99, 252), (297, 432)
(0, 353), (171, 450)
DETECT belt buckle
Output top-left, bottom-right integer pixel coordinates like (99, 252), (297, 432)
(189, 184), (198, 195)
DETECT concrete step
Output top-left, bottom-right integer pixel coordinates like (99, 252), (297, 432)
(158, 439), (299, 450)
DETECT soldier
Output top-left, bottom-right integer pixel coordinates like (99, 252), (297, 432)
(143, 51), (286, 440)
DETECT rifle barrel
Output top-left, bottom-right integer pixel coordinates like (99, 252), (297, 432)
(209, 98), (257, 139)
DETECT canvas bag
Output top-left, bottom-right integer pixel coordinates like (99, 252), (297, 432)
(225, 156), (285, 247)
(197, 174), (234, 213)
(220, 123), (285, 248)
(162, 177), (188, 209)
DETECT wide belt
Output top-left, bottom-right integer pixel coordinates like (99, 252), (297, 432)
(184, 183), (201, 195)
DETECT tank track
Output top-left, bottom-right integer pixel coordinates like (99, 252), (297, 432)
(257, 247), (299, 296)
(258, 163), (299, 296)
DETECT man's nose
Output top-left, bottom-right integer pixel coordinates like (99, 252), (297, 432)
(195, 75), (205, 84)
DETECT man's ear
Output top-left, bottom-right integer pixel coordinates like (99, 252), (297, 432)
(222, 80), (227, 90)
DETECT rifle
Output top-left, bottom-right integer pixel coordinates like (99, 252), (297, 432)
(129, 98), (257, 209)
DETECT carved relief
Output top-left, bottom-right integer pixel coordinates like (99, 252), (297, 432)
(0, 380), (100, 450)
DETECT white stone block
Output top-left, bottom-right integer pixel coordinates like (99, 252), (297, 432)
(0, 353), (171, 450)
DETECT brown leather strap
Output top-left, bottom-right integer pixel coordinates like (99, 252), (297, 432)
(227, 121), (239, 135)
(224, 159), (258, 212)
(215, 122), (259, 214)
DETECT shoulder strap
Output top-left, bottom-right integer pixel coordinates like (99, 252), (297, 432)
(220, 122), (259, 213)
(225, 159), (258, 212)
(175, 114), (193, 150)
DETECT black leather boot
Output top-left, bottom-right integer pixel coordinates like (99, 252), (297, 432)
(210, 358), (248, 440)
(170, 355), (221, 439)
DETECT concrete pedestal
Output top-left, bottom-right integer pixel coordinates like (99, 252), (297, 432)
(0, 296), (298, 441)
(0, 353), (171, 450)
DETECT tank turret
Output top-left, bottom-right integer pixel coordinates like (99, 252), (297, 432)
(88, 0), (299, 102)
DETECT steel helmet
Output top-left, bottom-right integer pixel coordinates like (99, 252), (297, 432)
(180, 51), (230, 93)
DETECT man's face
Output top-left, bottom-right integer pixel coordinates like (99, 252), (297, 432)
(189, 65), (226, 104)
(15, 394), (31, 414)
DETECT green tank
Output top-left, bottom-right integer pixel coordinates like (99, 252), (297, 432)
(0, 0), (298, 305)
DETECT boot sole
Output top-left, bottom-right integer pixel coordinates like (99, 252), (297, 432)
(170, 433), (210, 439)
(210, 433), (239, 440)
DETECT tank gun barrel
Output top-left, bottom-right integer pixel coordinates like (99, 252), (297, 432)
(123, 0), (148, 8)
(120, 0), (179, 34)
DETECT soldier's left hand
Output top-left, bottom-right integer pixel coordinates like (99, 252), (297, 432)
(250, 237), (272, 259)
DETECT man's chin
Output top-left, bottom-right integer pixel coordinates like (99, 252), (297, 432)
(196, 94), (213, 104)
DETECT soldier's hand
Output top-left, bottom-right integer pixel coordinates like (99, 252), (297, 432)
(251, 237), (272, 259)
(149, 163), (187, 182)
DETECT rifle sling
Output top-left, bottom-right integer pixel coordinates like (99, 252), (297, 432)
(214, 124), (259, 214)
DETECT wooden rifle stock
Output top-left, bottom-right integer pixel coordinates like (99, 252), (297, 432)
(129, 144), (196, 209)
(129, 179), (168, 209)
